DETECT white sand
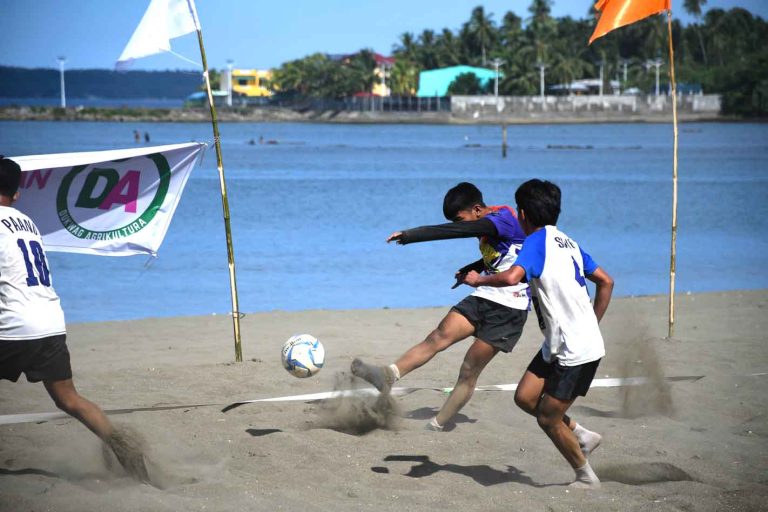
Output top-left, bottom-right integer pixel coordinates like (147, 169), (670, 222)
(1, 290), (767, 511)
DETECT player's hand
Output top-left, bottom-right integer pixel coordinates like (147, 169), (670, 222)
(462, 270), (483, 287)
(386, 231), (404, 244)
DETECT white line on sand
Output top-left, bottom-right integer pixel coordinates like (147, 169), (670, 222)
(0, 375), (709, 425)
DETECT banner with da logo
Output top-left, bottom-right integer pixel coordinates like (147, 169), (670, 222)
(12, 142), (204, 256)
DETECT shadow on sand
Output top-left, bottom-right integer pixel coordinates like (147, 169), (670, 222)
(0, 467), (60, 478)
(245, 428), (283, 437)
(596, 462), (696, 485)
(404, 407), (477, 432)
(375, 455), (560, 488)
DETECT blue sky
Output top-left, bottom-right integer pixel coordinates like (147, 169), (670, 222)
(1, 0), (765, 71)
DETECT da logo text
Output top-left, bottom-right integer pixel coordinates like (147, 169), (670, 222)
(56, 153), (170, 240)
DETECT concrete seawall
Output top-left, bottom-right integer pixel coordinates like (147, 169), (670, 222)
(0, 94), (724, 124)
(451, 94), (722, 123)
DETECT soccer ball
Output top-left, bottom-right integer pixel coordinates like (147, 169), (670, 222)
(281, 334), (325, 378)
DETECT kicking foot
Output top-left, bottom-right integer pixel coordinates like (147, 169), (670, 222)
(351, 358), (395, 394)
(106, 429), (150, 484)
(424, 417), (444, 432)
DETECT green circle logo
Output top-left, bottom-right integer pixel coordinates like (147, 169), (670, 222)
(56, 153), (171, 240)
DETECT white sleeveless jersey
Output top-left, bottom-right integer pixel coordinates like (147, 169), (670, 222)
(513, 226), (604, 366)
(0, 206), (66, 340)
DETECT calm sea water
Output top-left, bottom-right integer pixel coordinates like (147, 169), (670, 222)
(1, 120), (767, 323)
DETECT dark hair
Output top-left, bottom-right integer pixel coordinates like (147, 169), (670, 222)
(443, 182), (485, 220)
(515, 179), (561, 227)
(0, 157), (22, 198)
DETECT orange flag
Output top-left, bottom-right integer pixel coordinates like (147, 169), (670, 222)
(589, 0), (670, 44)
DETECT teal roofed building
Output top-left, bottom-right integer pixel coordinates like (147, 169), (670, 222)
(417, 65), (498, 97)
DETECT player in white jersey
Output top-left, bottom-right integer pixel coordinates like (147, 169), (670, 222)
(462, 179), (614, 489)
(0, 157), (148, 483)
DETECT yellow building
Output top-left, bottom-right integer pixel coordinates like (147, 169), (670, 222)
(229, 69), (273, 97)
(372, 54), (395, 97)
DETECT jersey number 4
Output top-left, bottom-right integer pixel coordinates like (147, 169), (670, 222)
(571, 256), (587, 288)
(17, 239), (51, 287)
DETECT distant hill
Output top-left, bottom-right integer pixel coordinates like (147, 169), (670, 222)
(0, 66), (202, 99)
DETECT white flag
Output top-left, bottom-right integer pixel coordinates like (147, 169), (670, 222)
(116, 0), (200, 70)
(11, 143), (204, 257)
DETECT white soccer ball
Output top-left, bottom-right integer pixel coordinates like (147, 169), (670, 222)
(281, 334), (325, 378)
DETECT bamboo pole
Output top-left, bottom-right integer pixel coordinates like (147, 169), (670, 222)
(666, 11), (679, 339)
(188, 1), (243, 361)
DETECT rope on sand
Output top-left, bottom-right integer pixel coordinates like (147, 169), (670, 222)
(0, 375), (709, 425)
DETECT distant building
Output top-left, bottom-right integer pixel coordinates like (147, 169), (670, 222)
(548, 79), (620, 95)
(222, 69), (273, 98)
(184, 90), (228, 107)
(417, 65), (497, 97)
(372, 53), (395, 97)
(329, 52), (396, 97)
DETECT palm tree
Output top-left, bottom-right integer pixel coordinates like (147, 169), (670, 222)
(466, 6), (497, 65)
(526, 0), (556, 63)
(684, 0), (708, 64)
(499, 11), (525, 50)
(393, 32), (419, 63)
(436, 29), (461, 67)
(389, 58), (419, 95)
(418, 29), (439, 70)
(551, 41), (593, 92)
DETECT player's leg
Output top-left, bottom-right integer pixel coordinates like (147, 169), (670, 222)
(44, 378), (150, 483)
(536, 393), (599, 488)
(515, 351), (602, 456)
(43, 378), (113, 439)
(393, 310), (474, 377)
(431, 338), (499, 429)
(352, 310), (474, 393)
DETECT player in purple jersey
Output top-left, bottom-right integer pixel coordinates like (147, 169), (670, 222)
(463, 179), (614, 488)
(352, 182), (530, 431)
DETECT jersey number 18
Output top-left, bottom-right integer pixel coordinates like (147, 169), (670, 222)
(17, 239), (51, 287)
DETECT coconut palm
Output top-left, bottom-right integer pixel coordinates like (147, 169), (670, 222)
(389, 58), (419, 95)
(393, 32), (419, 63)
(436, 29), (462, 67)
(684, 0), (708, 64)
(465, 6), (497, 65)
(418, 29), (439, 70)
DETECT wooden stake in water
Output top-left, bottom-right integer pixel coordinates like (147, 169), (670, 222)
(188, 0), (243, 361)
(502, 125), (508, 158)
(666, 10), (679, 339)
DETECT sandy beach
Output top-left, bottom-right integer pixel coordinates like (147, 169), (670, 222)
(1, 290), (766, 511)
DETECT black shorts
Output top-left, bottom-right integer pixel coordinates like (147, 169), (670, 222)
(451, 295), (527, 352)
(0, 334), (72, 383)
(527, 349), (600, 401)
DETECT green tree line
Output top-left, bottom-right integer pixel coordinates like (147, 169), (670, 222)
(271, 1), (767, 116)
(0, 67), (202, 99)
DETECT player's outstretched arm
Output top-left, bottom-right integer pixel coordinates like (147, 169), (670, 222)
(587, 267), (614, 322)
(463, 266), (526, 288)
(389, 219), (497, 245)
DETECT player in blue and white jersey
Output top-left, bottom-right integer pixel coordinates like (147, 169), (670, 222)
(463, 179), (614, 488)
(0, 156), (148, 483)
